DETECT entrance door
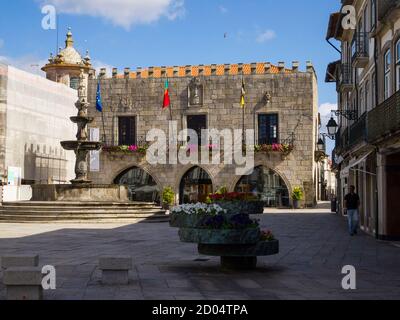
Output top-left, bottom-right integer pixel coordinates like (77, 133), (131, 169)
(179, 167), (213, 204)
(187, 115), (207, 145)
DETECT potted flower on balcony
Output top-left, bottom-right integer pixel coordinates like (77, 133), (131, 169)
(292, 187), (304, 209)
(162, 187), (175, 210)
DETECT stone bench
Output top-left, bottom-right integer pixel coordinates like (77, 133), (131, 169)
(99, 257), (132, 285)
(1, 255), (39, 269)
(3, 267), (43, 300)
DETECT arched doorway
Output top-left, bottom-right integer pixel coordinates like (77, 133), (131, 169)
(179, 167), (213, 204)
(235, 166), (290, 208)
(114, 167), (160, 203)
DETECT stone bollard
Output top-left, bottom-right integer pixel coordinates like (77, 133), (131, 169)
(99, 257), (132, 285)
(1, 255), (39, 269)
(3, 267), (43, 300)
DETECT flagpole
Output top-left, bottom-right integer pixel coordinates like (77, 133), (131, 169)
(101, 111), (107, 145)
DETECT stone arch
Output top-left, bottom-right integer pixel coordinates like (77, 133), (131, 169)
(177, 165), (215, 204)
(228, 163), (292, 194)
(113, 165), (162, 203)
(230, 165), (292, 208)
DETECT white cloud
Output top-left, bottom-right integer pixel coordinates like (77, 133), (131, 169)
(219, 5), (228, 14)
(319, 102), (338, 132)
(39, 0), (185, 29)
(91, 59), (114, 77)
(0, 55), (47, 76)
(256, 29), (276, 43)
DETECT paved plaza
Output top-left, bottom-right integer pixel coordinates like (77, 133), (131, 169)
(0, 205), (399, 300)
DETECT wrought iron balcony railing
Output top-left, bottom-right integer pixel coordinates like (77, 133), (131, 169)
(368, 90), (400, 142)
(348, 113), (367, 148)
(338, 63), (353, 92)
(352, 32), (369, 68)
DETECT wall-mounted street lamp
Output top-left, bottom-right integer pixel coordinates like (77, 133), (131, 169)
(326, 117), (339, 137)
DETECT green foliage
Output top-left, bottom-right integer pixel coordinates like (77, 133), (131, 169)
(162, 187), (175, 205)
(292, 187), (304, 201)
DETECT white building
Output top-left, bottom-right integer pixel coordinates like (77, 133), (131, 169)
(0, 63), (77, 202)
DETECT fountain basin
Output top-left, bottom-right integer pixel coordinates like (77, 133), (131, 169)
(70, 116), (94, 124)
(31, 184), (129, 202)
(61, 141), (102, 151)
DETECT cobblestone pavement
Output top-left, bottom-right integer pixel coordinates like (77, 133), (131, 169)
(0, 208), (399, 300)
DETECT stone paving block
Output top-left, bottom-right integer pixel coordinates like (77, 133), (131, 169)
(3, 267), (43, 300)
(3, 267), (42, 286)
(99, 256), (132, 270)
(1, 255), (39, 269)
(101, 270), (129, 285)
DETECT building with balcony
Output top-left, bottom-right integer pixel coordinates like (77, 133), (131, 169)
(75, 61), (320, 208)
(326, 0), (400, 240)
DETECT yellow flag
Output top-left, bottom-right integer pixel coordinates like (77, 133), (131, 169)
(240, 78), (246, 108)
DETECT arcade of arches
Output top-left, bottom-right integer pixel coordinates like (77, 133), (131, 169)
(113, 165), (290, 208)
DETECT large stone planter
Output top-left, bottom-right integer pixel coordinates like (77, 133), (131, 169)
(178, 228), (260, 244)
(213, 201), (264, 215)
(169, 214), (207, 228)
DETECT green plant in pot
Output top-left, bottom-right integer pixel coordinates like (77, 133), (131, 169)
(292, 187), (303, 209)
(162, 187), (175, 210)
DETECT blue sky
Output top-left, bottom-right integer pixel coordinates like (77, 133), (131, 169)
(0, 0), (340, 154)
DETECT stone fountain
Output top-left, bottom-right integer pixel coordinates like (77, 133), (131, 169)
(61, 70), (102, 184)
(30, 70), (129, 202)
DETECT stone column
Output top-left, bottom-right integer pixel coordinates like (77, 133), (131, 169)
(376, 153), (387, 238)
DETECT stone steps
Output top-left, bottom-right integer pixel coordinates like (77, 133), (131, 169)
(0, 201), (169, 223)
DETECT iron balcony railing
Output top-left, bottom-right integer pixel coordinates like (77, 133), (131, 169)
(256, 132), (295, 147)
(352, 32), (369, 61)
(368, 90), (400, 142)
(349, 113), (367, 148)
(335, 127), (349, 155)
(337, 63), (353, 91)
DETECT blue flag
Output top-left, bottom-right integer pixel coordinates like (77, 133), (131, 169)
(96, 81), (103, 112)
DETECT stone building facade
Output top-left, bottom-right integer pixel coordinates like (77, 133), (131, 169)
(326, 0), (400, 240)
(81, 61), (319, 207)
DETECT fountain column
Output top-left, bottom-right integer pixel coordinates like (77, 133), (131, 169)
(61, 70), (102, 184)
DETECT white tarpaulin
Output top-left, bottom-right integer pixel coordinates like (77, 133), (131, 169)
(340, 151), (374, 179)
(90, 128), (100, 172)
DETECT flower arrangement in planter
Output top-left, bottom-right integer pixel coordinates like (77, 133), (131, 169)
(254, 143), (293, 155)
(260, 230), (275, 242)
(162, 187), (175, 210)
(102, 144), (149, 155)
(170, 202), (279, 270)
(292, 187), (304, 209)
(206, 187), (264, 215)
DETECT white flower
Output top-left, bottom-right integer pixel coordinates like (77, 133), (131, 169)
(171, 203), (227, 215)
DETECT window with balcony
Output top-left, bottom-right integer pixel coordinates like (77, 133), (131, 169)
(365, 80), (370, 111)
(258, 114), (278, 145)
(359, 87), (365, 116)
(370, 0), (376, 30)
(396, 39), (400, 92)
(384, 49), (391, 100)
(118, 116), (136, 146)
(371, 72), (376, 108)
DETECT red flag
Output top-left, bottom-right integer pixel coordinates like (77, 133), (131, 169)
(163, 79), (170, 109)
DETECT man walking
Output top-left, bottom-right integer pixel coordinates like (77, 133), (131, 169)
(344, 185), (361, 236)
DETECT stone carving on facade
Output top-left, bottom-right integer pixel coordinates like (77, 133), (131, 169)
(188, 77), (203, 106)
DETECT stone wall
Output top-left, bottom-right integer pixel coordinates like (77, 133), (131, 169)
(87, 62), (318, 206)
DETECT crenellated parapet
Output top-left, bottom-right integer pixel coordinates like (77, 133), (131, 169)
(93, 61), (315, 80)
